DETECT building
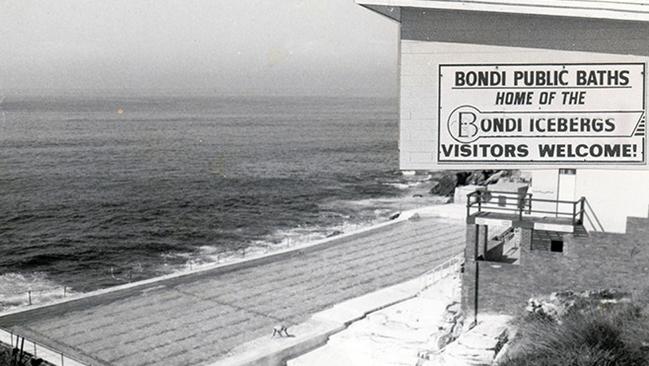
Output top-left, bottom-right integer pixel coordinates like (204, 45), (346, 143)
(357, 0), (649, 318)
(357, 0), (649, 233)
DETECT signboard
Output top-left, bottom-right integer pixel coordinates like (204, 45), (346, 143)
(438, 63), (646, 167)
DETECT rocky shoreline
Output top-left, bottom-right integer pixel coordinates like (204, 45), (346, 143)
(426, 170), (522, 198)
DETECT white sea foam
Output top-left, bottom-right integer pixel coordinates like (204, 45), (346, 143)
(385, 182), (413, 190)
(0, 272), (74, 312)
(180, 193), (450, 273)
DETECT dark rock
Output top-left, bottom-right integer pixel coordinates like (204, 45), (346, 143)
(485, 170), (508, 185)
(429, 170), (514, 197)
(409, 213), (421, 221)
(326, 230), (342, 238)
(430, 174), (458, 196)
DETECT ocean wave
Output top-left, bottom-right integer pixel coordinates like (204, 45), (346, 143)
(0, 272), (74, 313)
(175, 191), (448, 272)
(0, 192), (448, 313)
(385, 182), (416, 190)
(176, 221), (379, 271)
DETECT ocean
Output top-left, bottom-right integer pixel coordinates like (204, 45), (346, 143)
(0, 95), (442, 310)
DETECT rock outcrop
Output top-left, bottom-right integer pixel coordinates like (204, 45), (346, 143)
(417, 314), (512, 366)
(525, 289), (631, 322)
(429, 170), (517, 197)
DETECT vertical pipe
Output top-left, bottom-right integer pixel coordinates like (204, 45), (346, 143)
(473, 224), (480, 326)
(19, 337), (24, 363)
(482, 225), (489, 260)
(555, 169), (561, 217)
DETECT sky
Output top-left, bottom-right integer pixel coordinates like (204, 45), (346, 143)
(0, 0), (399, 97)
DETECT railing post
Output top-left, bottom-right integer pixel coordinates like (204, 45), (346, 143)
(28, 290), (32, 306)
(477, 191), (482, 213)
(579, 197), (585, 224)
(572, 201), (577, 225)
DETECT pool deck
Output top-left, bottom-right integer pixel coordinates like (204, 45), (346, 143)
(0, 211), (465, 366)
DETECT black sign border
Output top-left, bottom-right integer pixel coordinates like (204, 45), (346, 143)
(436, 62), (647, 165)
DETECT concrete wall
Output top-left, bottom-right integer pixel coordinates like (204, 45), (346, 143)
(462, 218), (649, 317)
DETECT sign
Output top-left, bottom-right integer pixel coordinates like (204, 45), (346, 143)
(438, 63), (646, 167)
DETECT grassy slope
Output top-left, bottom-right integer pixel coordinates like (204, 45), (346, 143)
(501, 302), (649, 366)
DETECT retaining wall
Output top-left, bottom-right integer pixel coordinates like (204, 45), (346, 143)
(462, 217), (649, 316)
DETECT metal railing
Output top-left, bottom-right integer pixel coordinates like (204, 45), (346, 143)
(0, 328), (89, 366)
(467, 189), (585, 225)
(417, 253), (464, 295)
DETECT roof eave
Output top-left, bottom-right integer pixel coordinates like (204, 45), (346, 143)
(355, 0), (649, 23)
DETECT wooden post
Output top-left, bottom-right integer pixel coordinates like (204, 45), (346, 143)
(28, 291), (31, 306)
(579, 197), (585, 224)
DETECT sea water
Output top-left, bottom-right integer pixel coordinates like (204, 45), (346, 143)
(0, 95), (441, 309)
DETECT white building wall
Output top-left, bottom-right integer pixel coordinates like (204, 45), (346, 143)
(578, 170), (649, 233)
(530, 170), (649, 233)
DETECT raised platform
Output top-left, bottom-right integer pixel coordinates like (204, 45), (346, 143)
(468, 211), (578, 233)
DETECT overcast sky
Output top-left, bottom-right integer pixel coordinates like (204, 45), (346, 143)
(0, 0), (398, 97)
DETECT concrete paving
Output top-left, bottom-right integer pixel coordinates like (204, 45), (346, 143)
(287, 275), (461, 366)
(0, 216), (465, 366)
